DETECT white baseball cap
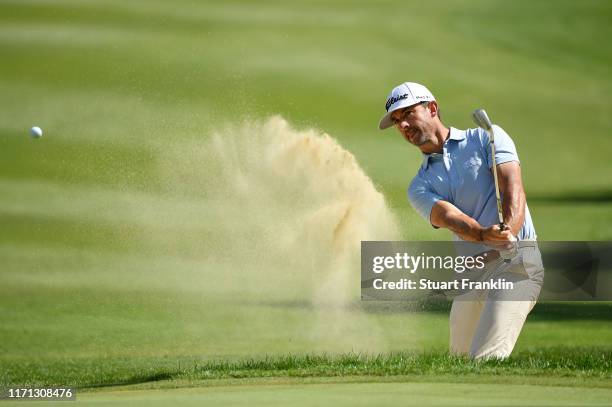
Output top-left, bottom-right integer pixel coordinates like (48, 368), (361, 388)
(378, 82), (436, 130)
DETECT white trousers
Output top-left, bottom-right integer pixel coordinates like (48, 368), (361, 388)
(449, 244), (544, 360)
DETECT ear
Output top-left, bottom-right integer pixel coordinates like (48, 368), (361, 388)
(427, 101), (440, 118)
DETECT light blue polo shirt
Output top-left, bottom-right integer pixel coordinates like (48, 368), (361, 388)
(408, 126), (536, 244)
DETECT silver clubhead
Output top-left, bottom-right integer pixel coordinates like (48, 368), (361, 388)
(472, 108), (493, 131)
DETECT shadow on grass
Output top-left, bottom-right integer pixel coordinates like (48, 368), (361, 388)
(254, 299), (611, 321)
(529, 302), (612, 321)
(87, 372), (176, 389)
(362, 300), (612, 321)
(528, 190), (612, 204)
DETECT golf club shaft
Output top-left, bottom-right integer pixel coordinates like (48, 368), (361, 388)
(472, 109), (506, 231)
(488, 127), (506, 230)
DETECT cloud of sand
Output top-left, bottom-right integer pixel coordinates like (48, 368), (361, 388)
(156, 116), (401, 352)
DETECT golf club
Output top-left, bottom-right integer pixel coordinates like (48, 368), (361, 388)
(472, 108), (506, 232)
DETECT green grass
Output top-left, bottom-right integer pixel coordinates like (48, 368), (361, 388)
(4, 380), (612, 407)
(2, 350), (611, 406)
(84, 382), (612, 407)
(1, 0), (611, 403)
(2, 348), (611, 389)
(2, 299), (611, 389)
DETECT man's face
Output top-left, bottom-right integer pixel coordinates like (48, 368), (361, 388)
(390, 102), (436, 148)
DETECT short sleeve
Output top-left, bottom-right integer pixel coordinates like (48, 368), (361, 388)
(487, 125), (520, 167)
(408, 176), (443, 227)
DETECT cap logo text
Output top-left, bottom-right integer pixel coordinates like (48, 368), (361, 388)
(385, 93), (408, 111)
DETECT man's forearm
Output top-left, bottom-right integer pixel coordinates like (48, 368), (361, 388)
(501, 185), (525, 235)
(497, 162), (526, 236)
(430, 200), (483, 242)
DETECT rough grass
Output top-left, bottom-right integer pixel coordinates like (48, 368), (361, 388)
(2, 348), (610, 390)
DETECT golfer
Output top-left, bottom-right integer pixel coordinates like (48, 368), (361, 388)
(378, 82), (544, 359)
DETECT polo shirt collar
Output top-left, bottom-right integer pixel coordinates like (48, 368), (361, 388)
(421, 127), (465, 169)
(448, 127), (466, 141)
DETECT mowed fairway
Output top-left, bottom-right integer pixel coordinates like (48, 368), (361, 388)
(0, 0), (611, 405)
(75, 382), (612, 407)
(3, 380), (612, 407)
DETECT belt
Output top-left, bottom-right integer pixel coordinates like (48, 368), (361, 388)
(517, 240), (538, 248)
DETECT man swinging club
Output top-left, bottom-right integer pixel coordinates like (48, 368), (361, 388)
(378, 82), (544, 359)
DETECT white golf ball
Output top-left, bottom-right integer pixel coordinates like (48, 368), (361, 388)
(30, 126), (43, 138)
